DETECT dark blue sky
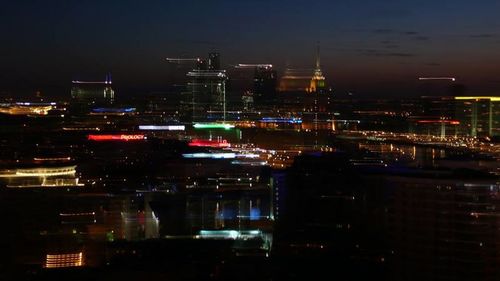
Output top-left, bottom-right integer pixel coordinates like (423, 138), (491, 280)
(1, 0), (500, 97)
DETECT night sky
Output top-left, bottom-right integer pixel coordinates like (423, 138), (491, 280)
(1, 0), (500, 98)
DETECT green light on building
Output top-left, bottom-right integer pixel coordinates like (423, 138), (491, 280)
(193, 123), (235, 130)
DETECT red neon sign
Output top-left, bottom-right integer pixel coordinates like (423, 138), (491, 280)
(87, 134), (145, 141)
(417, 120), (460, 125)
(188, 139), (230, 148)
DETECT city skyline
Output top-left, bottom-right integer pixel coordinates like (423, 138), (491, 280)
(2, 1), (500, 97)
(1, 2), (499, 279)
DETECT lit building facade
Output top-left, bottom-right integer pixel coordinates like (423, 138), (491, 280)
(455, 96), (500, 137)
(0, 165), (84, 188)
(71, 74), (115, 106)
(388, 177), (500, 281)
(187, 53), (228, 122)
(0, 102), (55, 116)
(45, 252), (84, 268)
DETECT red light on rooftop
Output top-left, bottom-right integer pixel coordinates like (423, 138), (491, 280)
(188, 139), (230, 148)
(88, 134), (145, 141)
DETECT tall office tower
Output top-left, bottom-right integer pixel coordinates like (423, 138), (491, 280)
(208, 52), (220, 70)
(196, 59), (208, 70)
(71, 74), (115, 106)
(187, 53), (227, 122)
(309, 44), (326, 93)
(253, 66), (277, 106)
(455, 96), (500, 137)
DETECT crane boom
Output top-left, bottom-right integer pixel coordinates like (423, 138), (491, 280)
(235, 63), (273, 69)
(166, 58), (201, 64)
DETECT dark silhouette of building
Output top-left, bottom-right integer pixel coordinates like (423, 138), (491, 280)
(253, 66), (277, 106)
(208, 52), (220, 70)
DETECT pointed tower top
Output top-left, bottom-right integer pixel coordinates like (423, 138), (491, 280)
(106, 73), (112, 84)
(316, 42), (321, 69)
(310, 41), (326, 93)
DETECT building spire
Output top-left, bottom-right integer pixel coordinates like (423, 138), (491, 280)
(309, 41), (326, 93)
(316, 41), (321, 69)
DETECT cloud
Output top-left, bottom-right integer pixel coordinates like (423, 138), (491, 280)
(385, 52), (416, 57)
(367, 8), (414, 20)
(414, 36), (430, 41)
(356, 49), (416, 57)
(380, 40), (399, 48)
(384, 44), (400, 49)
(425, 62), (441, 67)
(373, 29), (395, 34)
(182, 40), (217, 45)
(356, 49), (379, 54)
(469, 34), (496, 38)
(371, 29), (420, 36)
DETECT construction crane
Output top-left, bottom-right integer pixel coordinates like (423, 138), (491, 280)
(234, 63), (273, 69)
(418, 77), (456, 82)
(165, 57), (201, 64)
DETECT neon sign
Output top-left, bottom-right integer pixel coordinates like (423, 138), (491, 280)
(188, 139), (230, 148)
(87, 134), (145, 141)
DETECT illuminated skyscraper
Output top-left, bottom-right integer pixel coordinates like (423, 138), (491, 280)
(188, 53), (227, 122)
(455, 96), (500, 137)
(309, 44), (326, 93)
(71, 74), (114, 105)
